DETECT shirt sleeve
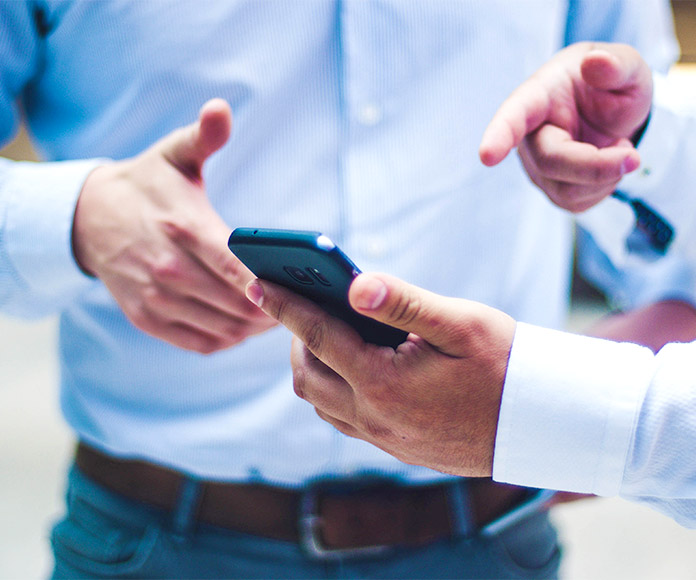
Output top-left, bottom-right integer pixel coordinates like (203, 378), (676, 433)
(620, 341), (696, 528)
(0, 4), (103, 317)
(0, 158), (103, 317)
(493, 323), (696, 528)
(573, 226), (696, 313)
(493, 322), (655, 496)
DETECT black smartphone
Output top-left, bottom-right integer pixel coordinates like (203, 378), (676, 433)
(480, 488), (556, 536)
(228, 228), (408, 348)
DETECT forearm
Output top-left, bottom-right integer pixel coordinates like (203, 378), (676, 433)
(587, 299), (696, 352)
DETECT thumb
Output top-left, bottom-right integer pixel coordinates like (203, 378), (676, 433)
(159, 98), (233, 181)
(580, 44), (651, 93)
(579, 44), (652, 139)
(349, 273), (513, 353)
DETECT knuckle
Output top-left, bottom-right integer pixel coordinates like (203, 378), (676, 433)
(224, 319), (269, 344)
(216, 331), (244, 350)
(271, 296), (327, 354)
(457, 313), (489, 345)
(360, 415), (393, 441)
(141, 284), (168, 310)
(182, 332), (222, 355)
(534, 150), (558, 175)
(292, 368), (307, 399)
(182, 327), (226, 355)
(126, 303), (153, 332)
(160, 217), (197, 246)
(566, 200), (590, 214)
(589, 162), (612, 183)
(553, 184), (596, 213)
(547, 184), (580, 212)
(224, 249), (255, 281)
(571, 199), (602, 214)
(266, 292), (288, 325)
(364, 372), (397, 405)
(585, 159), (621, 185)
(302, 320), (326, 354)
(222, 256), (248, 283)
(196, 339), (222, 355)
(225, 320), (250, 339)
(231, 294), (265, 320)
(385, 291), (422, 327)
(150, 253), (184, 282)
(521, 133), (546, 166)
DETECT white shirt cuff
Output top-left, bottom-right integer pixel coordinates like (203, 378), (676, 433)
(3, 158), (103, 308)
(493, 322), (656, 496)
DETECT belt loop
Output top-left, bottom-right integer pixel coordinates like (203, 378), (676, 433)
(171, 477), (202, 540)
(447, 479), (475, 537)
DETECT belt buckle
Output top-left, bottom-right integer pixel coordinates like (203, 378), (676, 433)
(299, 481), (393, 561)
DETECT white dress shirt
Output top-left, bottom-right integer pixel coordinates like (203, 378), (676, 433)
(494, 68), (696, 528)
(495, 324), (696, 528)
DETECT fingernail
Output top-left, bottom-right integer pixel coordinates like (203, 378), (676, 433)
(354, 277), (388, 310)
(621, 156), (639, 175)
(245, 281), (264, 307)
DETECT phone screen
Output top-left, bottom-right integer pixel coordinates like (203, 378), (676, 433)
(228, 228), (407, 348)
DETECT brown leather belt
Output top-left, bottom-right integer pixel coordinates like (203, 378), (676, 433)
(75, 442), (530, 556)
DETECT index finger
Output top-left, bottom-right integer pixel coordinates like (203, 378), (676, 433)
(246, 279), (373, 379)
(479, 77), (551, 167)
(168, 220), (267, 319)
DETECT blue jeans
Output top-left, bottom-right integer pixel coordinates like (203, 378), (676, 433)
(51, 466), (561, 579)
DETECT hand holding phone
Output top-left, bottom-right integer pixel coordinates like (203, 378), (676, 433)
(228, 228), (408, 348)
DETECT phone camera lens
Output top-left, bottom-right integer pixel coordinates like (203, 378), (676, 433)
(307, 267), (331, 286)
(283, 266), (314, 285)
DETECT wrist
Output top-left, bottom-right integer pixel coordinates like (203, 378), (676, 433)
(71, 163), (117, 277)
(630, 110), (651, 147)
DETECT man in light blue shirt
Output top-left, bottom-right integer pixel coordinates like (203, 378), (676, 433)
(0, 1), (690, 578)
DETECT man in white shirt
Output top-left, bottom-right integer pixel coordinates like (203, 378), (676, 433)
(247, 42), (696, 529)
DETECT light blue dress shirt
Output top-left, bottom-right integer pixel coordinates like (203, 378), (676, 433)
(0, 0), (680, 484)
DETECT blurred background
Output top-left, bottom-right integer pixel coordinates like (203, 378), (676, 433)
(3, 2), (696, 578)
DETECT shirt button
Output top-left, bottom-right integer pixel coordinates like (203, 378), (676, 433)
(356, 104), (382, 126)
(365, 238), (387, 259)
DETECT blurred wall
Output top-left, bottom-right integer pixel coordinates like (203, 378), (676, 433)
(1, 124), (38, 161)
(673, 0), (696, 62)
